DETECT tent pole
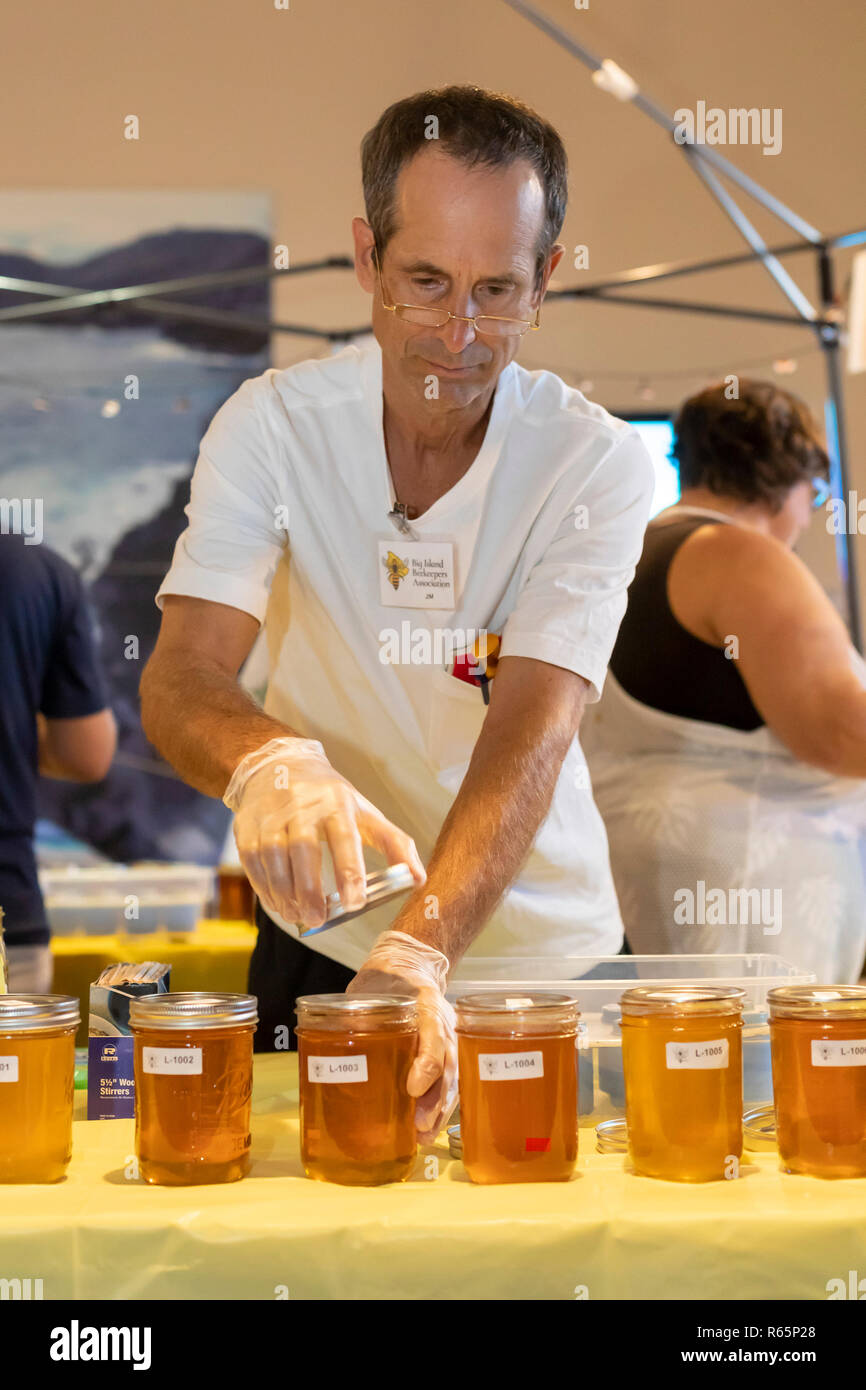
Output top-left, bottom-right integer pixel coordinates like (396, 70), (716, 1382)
(817, 248), (862, 650)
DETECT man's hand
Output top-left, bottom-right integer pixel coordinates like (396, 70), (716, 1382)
(347, 930), (457, 1143)
(225, 737), (426, 929)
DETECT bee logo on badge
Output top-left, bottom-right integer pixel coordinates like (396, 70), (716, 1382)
(384, 550), (409, 591)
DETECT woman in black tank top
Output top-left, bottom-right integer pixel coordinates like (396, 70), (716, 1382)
(582, 379), (866, 982)
(611, 514), (763, 732)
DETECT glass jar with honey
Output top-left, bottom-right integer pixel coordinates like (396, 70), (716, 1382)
(130, 992), (257, 1185)
(0, 994), (79, 1183)
(455, 992), (580, 1184)
(768, 985), (866, 1178)
(620, 986), (745, 1182)
(296, 994), (418, 1185)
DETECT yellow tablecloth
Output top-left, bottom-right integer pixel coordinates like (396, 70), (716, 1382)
(3, 1055), (865, 1300)
(51, 922), (257, 1045)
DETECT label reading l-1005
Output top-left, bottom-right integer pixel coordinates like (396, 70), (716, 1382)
(142, 1047), (203, 1075)
(665, 1039), (729, 1069)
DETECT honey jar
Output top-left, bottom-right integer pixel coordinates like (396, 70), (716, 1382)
(768, 985), (866, 1178)
(455, 992), (580, 1184)
(296, 994), (418, 1185)
(130, 992), (257, 1185)
(620, 986), (745, 1182)
(0, 994), (79, 1183)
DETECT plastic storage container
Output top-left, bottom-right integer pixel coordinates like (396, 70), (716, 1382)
(40, 863), (215, 935)
(621, 986), (745, 1182)
(296, 994), (418, 1186)
(455, 992), (580, 1184)
(769, 985), (866, 1178)
(447, 955), (811, 1122)
(0, 994), (79, 1182)
(130, 992), (257, 1185)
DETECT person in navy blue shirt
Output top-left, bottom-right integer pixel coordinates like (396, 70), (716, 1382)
(0, 534), (116, 990)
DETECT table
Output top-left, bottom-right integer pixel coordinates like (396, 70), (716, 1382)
(4, 1055), (865, 1300)
(51, 922), (257, 1045)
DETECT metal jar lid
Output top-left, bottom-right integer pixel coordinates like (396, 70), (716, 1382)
(596, 1118), (628, 1154)
(0, 994), (80, 1032)
(129, 991), (258, 1029)
(296, 993), (416, 1022)
(767, 985), (866, 1020)
(299, 864), (415, 935)
(743, 1103), (777, 1150)
(620, 986), (746, 1017)
(455, 991), (580, 1018)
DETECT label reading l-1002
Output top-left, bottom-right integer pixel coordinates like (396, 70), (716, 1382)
(307, 1055), (368, 1083)
(142, 1047), (202, 1075)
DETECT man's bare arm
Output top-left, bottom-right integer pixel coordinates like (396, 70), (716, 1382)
(139, 595), (302, 797)
(387, 654), (590, 966)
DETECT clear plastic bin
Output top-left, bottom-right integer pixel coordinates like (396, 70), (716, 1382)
(447, 955), (814, 1121)
(39, 864), (215, 936)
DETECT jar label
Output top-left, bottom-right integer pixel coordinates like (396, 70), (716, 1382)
(0, 1057), (18, 1083)
(811, 1039), (866, 1067)
(307, 1055), (368, 1083)
(142, 1046), (203, 1075)
(478, 1051), (544, 1080)
(665, 1039), (728, 1069)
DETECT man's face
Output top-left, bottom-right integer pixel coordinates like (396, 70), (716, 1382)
(354, 147), (562, 410)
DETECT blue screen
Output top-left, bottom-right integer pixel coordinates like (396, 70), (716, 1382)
(626, 417), (681, 518)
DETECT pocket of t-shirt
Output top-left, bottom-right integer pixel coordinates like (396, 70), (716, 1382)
(427, 666), (488, 784)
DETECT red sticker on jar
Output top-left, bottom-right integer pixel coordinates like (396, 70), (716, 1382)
(525, 1137), (551, 1152)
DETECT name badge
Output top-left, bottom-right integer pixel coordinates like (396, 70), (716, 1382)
(378, 540), (455, 609)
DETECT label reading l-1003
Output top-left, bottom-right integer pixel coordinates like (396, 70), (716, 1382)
(142, 1047), (203, 1075)
(307, 1055), (368, 1083)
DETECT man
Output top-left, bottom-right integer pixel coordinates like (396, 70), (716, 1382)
(141, 86), (654, 1140)
(0, 535), (116, 990)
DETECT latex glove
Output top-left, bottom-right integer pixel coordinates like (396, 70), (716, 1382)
(223, 737), (426, 929)
(347, 929), (457, 1143)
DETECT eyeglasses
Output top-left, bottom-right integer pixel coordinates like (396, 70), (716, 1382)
(373, 249), (542, 338)
(811, 476), (831, 510)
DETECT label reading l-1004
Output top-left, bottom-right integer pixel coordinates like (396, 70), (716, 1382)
(478, 1051), (544, 1080)
(142, 1047), (202, 1075)
(307, 1055), (368, 1083)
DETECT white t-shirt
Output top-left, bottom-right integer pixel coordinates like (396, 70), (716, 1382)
(156, 337), (654, 974)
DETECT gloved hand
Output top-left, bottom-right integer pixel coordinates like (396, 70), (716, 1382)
(347, 929), (457, 1143)
(223, 737), (426, 929)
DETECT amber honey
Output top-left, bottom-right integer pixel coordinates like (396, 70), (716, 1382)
(0, 995), (79, 1183)
(455, 993), (579, 1184)
(621, 987), (744, 1182)
(769, 986), (866, 1178)
(130, 992), (257, 1185)
(296, 994), (418, 1185)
